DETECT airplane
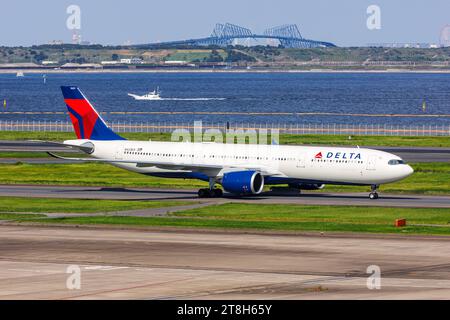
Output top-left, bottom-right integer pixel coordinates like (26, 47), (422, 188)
(47, 86), (414, 199)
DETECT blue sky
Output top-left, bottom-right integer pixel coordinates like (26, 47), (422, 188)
(1, 0), (450, 46)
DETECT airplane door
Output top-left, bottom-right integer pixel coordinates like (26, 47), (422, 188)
(366, 155), (377, 170)
(115, 147), (124, 160)
(296, 153), (305, 168)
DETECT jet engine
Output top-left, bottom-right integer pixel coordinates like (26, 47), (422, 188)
(221, 171), (264, 195)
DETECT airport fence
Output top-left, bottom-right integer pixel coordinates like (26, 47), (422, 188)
(0, 120), (449, 136)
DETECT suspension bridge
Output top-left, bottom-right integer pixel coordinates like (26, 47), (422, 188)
(140, 23), (336, 48)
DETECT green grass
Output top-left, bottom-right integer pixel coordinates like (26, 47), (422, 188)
(13, 203), (450, 236)
(323, 162), (450, 195)
(0, 152), (84, 158)
(176, 203), (450, 225)
(0, 197), (193, 213)
(0, 213), (46, 220)
(0, 162), (447, 194)
(165, 50), (227, 62)
(1, 131), (449, 147)
(0, 152), (50, 158)
(0, 131), (169, 142)
(0, 162), (208, 188)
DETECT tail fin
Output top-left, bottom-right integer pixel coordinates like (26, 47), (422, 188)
(61, 86), (125, 141)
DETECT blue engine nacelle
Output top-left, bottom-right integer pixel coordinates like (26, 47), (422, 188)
(221, 171), (264, 195)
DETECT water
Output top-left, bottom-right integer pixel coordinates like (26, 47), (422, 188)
(0, 72), (449, 126)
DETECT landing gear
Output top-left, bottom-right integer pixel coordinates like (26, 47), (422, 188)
(369, 192), (378, 200)
(197, 188), (223, 198)
(198, 188), (208, 198)
(197, 178), (223, 198)
(369, 185), (379, 200)
(213, 188), (223, 197)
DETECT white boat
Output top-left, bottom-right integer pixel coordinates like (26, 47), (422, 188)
(16, 71), (24, 77)
(128, 87), (161, 100)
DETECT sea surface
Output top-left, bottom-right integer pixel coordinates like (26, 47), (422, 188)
(0, 72), (449, 126)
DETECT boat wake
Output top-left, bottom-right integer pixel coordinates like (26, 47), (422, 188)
(128, 87), (225, 101)
(158, 97), (226, 101)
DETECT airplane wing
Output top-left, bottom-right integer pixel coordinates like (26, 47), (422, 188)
(47, 152), (283, 177)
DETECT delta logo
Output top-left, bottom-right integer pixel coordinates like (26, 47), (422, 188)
(315, 151), (362, 160)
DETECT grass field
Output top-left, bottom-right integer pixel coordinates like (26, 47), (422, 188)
(0, 197), (192, 213)
(0, 162), (447, 195)
(4, 46), (450, 67)
(0, 162), (208, 188)
(165, 49), (227, 62)
(4, 203), (449, 236)
(1, 131), (449, 147)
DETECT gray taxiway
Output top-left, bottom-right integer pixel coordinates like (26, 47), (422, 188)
(0, 225), (448, 299)
(1, 184), (449, 208)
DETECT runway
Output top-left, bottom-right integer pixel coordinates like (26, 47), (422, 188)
(1, 140), (449, 163)
(0, 225), (448, 299)
(1, 184), (450, 208)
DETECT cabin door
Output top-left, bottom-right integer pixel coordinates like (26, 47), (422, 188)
(296, 153), (306, 168)
(366, 155), (377, 171)
(115, 147), (124, 160)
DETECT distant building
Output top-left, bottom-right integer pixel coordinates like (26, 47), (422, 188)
(61, 63), (102, 69)
(440, 25), (450, 47)
(101, 61), (120, 65)
(164, 60), (188, 65)
(48, 40), (64, 45)
(367, 43), (439, 49)
(72, 31), (82, 45)
(120, 58), (143, 64)
(41, 60), (58, 65)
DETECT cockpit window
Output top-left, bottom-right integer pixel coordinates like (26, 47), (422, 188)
(388, 159), (406, 165)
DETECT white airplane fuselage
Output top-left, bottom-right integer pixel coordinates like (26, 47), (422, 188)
(57, 86), (415, 199)
(66, 139), (414, 187)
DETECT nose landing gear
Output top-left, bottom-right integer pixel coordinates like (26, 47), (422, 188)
(369, 185), (379, 200)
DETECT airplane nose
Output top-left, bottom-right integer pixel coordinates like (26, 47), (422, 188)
(405, 165), (414, 176)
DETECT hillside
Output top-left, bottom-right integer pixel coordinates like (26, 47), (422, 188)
(1, 45), (450, 70)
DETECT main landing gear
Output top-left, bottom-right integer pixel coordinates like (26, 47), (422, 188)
(198, 188), (223, 198)
(369, 185), (379, 200)
(198, 178), (224, 198)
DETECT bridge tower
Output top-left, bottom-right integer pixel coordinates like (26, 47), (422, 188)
(264, 24), (305, 48)
(208, 23), (253, 46)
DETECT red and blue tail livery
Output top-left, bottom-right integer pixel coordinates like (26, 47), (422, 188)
(61, 86), (125, 140)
